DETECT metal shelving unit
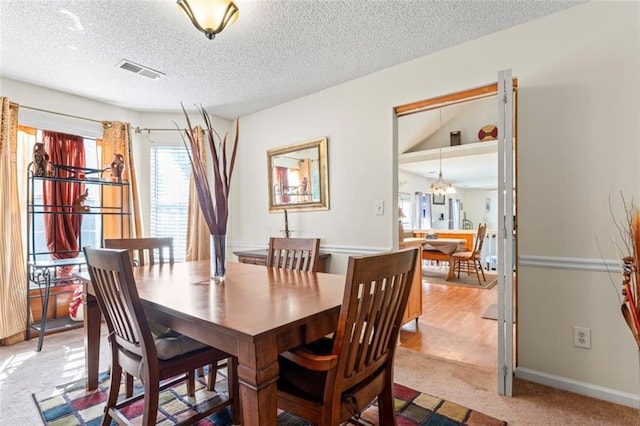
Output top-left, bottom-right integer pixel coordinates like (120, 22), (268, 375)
(26, 163), (130, 351)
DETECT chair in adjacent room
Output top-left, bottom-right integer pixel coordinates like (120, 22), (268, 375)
(103, 237), (174, 267)
(451, 222), (488, 285)
(276, 248), (419, 426)
(266, 237), (321, 272)
(83, 247), (239, 426)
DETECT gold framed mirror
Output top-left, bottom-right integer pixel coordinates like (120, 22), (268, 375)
(267, 137), (329, 212)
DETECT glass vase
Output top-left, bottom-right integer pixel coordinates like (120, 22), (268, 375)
(210, 233), (226, 282)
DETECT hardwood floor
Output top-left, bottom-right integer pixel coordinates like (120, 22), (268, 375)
(399, 267), (500, 369)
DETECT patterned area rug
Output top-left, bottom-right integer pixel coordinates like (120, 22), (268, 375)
(33, 370), (506, 425)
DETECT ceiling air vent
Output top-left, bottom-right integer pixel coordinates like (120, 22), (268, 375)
(116, 60), (165, 80)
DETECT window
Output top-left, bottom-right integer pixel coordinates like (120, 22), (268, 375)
(398, 193), (411, 229)
(150, 146), (191, 261)
(19, 128), (102, 261)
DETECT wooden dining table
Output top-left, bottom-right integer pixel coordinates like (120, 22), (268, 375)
(77, 260), (345, 426)
(406, 237), (467, 280)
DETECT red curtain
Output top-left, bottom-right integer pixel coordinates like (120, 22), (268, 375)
(43, 131), (85, 273)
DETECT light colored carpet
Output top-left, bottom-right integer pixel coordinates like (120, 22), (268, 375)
(1, 327), (637, 425)
(423, 267), (498, 289)
(394, 348), (638, 426)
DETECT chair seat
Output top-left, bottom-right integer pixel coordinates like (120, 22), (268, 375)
(150, 321), (206, 361)
(278, 337), (334, 402)
(279, 356), (385, 408)
(279, 355), (327, 403)
(155, 332), (208, 360)
(451, 250), (474, 259)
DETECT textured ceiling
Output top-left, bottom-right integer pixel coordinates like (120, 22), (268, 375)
(0, 0), (585, 119)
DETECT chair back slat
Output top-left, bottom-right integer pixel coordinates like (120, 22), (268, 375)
(266, 237), (320, 272)
(473, 223), (488, 254)
(371, 275), (403, 359)
(104, 237), (174, 267)
(100, 268), (134, 343)
(333, 249), (418, 389)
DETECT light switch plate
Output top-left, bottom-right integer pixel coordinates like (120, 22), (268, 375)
(375, 200), (384, 216)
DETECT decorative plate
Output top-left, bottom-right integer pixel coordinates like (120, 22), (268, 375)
(478, 124), (498, 141)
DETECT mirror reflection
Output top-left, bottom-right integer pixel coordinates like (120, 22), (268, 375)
(267, 137), (329, 212)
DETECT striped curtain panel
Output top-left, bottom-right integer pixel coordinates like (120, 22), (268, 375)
(99, 121), (143, 240)
(0, 98), (28, 343)
(185, 126), (210, 261)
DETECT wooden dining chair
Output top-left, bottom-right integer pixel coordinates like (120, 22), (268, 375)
(103, 237), (217, 393)
(103, 237), (174, 267)
(276, 248), (419, 426)
(451, 222), (488, 285)
(266, 237), (321, 272)
(104, 238), (180, 395)
(83, 247), (239, 426)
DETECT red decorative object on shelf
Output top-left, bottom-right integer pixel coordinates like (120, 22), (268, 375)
(478, 124), (498, 141)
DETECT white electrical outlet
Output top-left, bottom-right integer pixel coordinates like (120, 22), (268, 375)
(573, 326), (591, 349)
(375, 200), (384, 216)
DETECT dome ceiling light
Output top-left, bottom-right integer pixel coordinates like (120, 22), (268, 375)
(177, 0), (239, 40)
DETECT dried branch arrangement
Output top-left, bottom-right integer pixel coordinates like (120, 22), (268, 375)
(611, 195), (640, 348)
(179, 104), (239, 236)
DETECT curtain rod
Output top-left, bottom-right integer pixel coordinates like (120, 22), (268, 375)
(133, 127), (184, 134)
(20, 105), (187, 134)
(20, 105), (103, 124)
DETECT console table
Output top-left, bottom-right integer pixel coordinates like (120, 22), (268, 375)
(233, 249), (331, 273)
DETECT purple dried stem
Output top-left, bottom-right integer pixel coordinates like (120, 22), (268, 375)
(178, 103), (239, 236)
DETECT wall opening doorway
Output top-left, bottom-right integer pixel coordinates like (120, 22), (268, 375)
(393, 76), (518, 394)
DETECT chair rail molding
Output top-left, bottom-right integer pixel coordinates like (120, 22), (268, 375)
(519, 254), (620, 273)
(229, 241), (387, 255)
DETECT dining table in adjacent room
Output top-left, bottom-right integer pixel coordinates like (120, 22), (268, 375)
(412, 237), (467, 280)
(77, 260), (345, 426)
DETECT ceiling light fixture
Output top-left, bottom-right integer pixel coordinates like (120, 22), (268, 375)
(177, 0), (239, 40)
(430, 148), (456, 196)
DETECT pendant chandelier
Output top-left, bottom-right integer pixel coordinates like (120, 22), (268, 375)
(178, 0), (239, 40)
(430, 148), (456, 196)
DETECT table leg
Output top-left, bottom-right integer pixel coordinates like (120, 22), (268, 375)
(446, 257), (456, 281)
(237, 360), (279, 426)
(83, 291), (101, 390)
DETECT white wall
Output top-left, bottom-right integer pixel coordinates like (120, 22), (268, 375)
(232, 2), (640, 404)
(0, 78), (140, 139)
(407, 96), (498, 151)
(460, 188), (498, 230)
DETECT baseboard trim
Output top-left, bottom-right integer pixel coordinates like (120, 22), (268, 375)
(515, 367), (639, 408)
